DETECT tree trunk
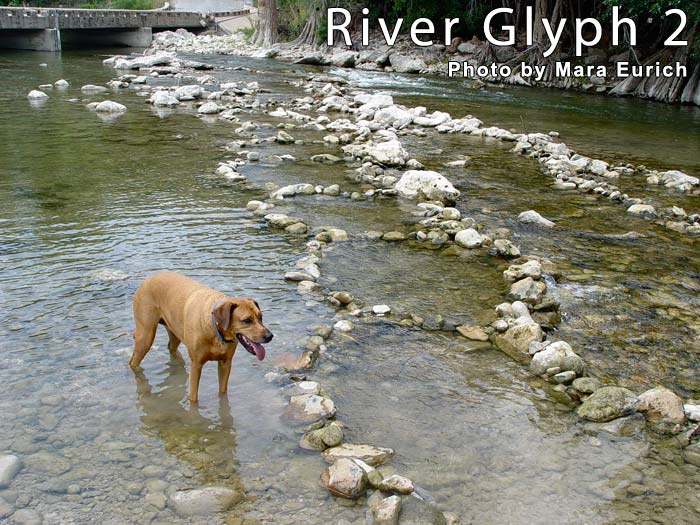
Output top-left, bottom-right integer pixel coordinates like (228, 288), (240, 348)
(252, 0), (278, 48)
(681, 64), (700, 105)
(533, 0), (549, 45)
(292, 0), (327, 49)
(611, 22), (697, 104)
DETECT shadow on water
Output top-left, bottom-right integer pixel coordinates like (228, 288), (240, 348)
(134, 357), (242, 487)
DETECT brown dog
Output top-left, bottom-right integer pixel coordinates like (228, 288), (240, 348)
(128, 272), (273, 403)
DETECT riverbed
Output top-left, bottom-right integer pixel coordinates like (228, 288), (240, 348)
(1, 48), (700, 524)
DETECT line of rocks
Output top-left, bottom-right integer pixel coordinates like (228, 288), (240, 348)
(244, 200), (458, 524)
(233, 85), (700, 464)
(96, 49), (699, 237)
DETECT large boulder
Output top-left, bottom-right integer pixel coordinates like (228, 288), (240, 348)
(331, 51), (358, 68)
(389, 54), (427, 73)
(395, 170), (460, 203)
(530, 341), (584, 376)
(577, 387), (638, 422)
(168, 487), (243, 516)
(636, 386), (685, 426)
(320, 458), (367, 499)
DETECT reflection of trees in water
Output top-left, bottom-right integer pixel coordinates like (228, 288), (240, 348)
(134, 357), (244, 488)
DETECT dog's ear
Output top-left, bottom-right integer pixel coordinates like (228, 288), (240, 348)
(214, 299), (237, 332)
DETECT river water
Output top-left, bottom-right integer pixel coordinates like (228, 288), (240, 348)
(1, 48), (700, 524)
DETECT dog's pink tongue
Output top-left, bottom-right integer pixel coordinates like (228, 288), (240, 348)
(252, 342), (266, 361)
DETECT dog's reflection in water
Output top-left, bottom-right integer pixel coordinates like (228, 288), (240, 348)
(134, 357), (244, 487)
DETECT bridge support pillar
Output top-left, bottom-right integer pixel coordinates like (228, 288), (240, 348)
(0, 28), (61, 52)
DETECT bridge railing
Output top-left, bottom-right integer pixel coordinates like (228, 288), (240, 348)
(0, 6), (250, 30)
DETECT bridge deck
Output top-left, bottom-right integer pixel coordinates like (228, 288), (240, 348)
(0, 6), (248, 30)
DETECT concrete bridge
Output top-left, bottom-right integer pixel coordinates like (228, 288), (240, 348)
(0, 6), (249, 52)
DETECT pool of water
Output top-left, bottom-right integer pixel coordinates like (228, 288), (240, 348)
(1, 48), (699, 524)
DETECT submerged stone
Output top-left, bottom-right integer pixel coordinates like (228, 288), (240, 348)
(168, 487), (243, 516)
(577, 387), (638, 422)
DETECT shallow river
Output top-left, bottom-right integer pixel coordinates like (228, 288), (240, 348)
(1, 49), (700, 525)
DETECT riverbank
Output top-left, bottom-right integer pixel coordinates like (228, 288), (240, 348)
(2, 47), (700, 524)
(146, 28), (700, 107)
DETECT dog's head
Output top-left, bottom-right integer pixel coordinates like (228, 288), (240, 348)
(213, 297), (272, 361)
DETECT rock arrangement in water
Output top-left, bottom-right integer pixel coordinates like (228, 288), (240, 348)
(46, 46), (696, 521)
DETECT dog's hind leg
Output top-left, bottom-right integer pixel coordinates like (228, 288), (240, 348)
(165, 327), (181, 355)
(129, 301), (159, 369)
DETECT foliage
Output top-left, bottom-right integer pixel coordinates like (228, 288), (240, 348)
(239, 25), (255, 42)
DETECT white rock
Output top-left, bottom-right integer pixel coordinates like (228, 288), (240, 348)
(530, 341), (585, 376)
(198, 102), (220, 114)
(95, 100), (127, 113)
(627, 204), (657, 218)
(343, 140), (410, 167)
(518, 210), (555, 228)
(655, 170), (699, 192)
(395, 170), (460, 202)
(0, 455), (22, 488)
(454, 228), (483, 249)
(81, 84), (108, 94)
(684, 404), (700, 421)
(373, 305), (391, 315)
(588, 159), (609, 176)
(174, 84), (203, 100)
(373, 105), (414, 129)
(283, 394), (336, 424)
(54, 79), (70, 88)
(354, 93), (394, 110)
(322, 443), (395, 466)
(150, 91), (179, 107)
(27, 90), (48, 100)
(334, 320), (353, 332)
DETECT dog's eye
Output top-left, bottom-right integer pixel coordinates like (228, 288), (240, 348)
(243, 318), (252, 324)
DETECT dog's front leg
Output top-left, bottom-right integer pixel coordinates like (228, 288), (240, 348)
(218, 357), (232, 395)
(189, 361), (203, 403)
